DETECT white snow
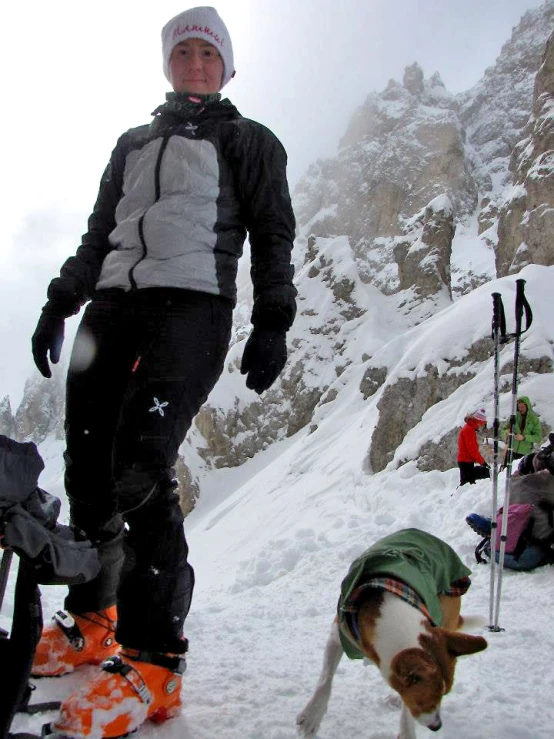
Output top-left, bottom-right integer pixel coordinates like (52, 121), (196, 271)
(426, 195), (453, 216)
(3, 264), (554, 739)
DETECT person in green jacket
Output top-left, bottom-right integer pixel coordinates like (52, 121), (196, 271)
(501, 396), (542, 460)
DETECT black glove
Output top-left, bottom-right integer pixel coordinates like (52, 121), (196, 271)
(240, 328), (287, 394)
(32, 312), (65, 379)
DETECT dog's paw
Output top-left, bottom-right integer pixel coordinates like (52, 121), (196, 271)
(296, 708), (322, 737)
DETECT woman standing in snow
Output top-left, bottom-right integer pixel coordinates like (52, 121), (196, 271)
(30, 7), (296, 737)
(501, 395), (542, 463)
(457, 409), (490, 486)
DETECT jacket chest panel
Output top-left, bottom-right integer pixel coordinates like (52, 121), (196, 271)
(162, 136), (219, 199)
(120, 135), (220, 210)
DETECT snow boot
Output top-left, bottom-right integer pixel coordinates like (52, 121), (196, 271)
(31, 606), (119, 677)
(465, 513), (492, 538)
(48, 647), (187, 738)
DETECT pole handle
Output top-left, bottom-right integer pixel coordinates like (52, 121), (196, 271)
(514, 279), (533, 336)
(491, 292), (507, 342)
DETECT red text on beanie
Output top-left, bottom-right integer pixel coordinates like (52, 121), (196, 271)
(161, 6), (235, 88)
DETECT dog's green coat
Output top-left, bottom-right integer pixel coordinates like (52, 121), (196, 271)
(337, 528), (472, 660)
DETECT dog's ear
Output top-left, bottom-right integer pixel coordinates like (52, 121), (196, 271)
(391, 650), (438, 691)
(395, 670), (425, 689)
(444, 631), (487, 657)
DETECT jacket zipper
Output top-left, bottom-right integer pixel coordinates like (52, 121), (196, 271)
(128, 135), (171, 290)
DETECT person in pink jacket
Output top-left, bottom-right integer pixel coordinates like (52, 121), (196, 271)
(457, 409), (490, 486)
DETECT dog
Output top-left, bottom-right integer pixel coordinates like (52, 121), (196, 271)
(296, 529), (487, 739)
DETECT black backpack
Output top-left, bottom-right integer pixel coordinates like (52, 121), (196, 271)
(0, 435), (100, 739)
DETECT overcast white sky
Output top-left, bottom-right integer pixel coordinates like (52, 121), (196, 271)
(0, 0), (547, 406)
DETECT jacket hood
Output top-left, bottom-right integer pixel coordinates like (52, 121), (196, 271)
(517, 396), (532, 412)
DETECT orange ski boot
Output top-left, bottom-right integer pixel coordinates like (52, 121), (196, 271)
(32, 606), (119, 677)
(49, 647), (187, 738)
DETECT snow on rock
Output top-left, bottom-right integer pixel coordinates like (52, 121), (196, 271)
(497, 28), (554, 275)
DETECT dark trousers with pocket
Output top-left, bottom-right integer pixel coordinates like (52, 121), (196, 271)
(62, 288), (232, 654)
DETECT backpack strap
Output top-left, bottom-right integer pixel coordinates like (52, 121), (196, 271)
(475, 538), (490, 564)
(0, 559), (42, 739)
(547, 505), (554, 531)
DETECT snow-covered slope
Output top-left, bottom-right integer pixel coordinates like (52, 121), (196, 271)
(5, 264), (554, 739)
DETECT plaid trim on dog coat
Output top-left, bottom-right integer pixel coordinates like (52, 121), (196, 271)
(337, 528), (472, 660)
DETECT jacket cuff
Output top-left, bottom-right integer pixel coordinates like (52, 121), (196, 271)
(251, 291), (297, 332)
(251, 303), (296, 332)
(44, 278), (84, 318)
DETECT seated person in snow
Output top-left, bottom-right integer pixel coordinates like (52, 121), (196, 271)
(467, 435), (554, 571)
(513, 433), (554, 476)
(466, 509), (554, 572)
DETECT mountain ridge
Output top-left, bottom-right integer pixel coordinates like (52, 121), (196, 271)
(2, 3), (554, 514)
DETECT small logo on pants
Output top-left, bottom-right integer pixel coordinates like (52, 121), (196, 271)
(149, 397), (169, 417)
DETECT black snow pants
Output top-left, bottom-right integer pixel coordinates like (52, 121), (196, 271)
(458, 461), (491, 486)
(62, 288), (232, 654)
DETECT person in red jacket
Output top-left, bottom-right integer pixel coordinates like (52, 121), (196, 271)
(458, 409), (491, 486)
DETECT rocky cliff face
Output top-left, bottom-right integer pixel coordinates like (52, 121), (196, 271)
(5, 3), (554, 508)
(0, 373), (64, 443)
(458, 5), (554, 194)
(296, 4), (554, 301)
(394, 195), (454, 302)
(193, 232), (369, 467)
(294, 64), (475, 299)
(0, 396), (16, 439)
(496, 29), (554, 275)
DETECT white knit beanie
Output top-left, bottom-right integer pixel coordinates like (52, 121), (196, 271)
(161, 7), (235, 89)
(471, 408), (487, 423)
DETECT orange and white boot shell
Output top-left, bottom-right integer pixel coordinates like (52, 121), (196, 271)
(32, 607), (119, 677)
(51, 649), (185, 739)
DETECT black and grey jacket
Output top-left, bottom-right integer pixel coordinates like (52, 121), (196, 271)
(46, 95), (297, 330)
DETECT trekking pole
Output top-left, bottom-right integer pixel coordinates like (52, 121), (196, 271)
(488, 292), (507, 628)
(0, 549), (13, 613)
(492, 279), (533, 631)
(0, 549), (14, 638)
